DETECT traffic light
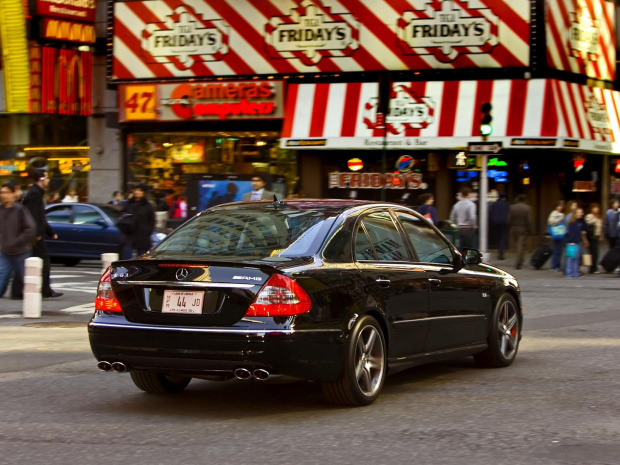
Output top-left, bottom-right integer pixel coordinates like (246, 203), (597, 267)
(480, 102), (492, 136)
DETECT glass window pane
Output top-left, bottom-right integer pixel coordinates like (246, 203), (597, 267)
(73, 205), (104, 225)
(45, 205), (72, 224)
(354, 224), (376, 261)
(362, 212), (409, 261)
(397, 213), (453, 264)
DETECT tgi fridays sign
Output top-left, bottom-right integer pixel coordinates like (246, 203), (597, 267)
(364, 84), (435, 135)
(29, 0), (96, 23)
(119, 80), (283, 122)
(397, 0), (498, 62)
(265, 0), (359, 65)
(142, 5), (229, 68)
(329, 172), (427, 190)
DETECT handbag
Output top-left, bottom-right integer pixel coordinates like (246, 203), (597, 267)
(548, 222), (566, 239)
(116, 212), (137, 234)
(565, 243), (578, 258)
(581, 253), (592, 267)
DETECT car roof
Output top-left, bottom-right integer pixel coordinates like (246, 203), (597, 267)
(213, 198), (400, 213)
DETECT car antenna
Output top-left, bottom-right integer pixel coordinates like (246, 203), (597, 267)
(272, 195), (284, 209)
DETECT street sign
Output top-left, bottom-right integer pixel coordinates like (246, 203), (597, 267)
(468, 142), (502, 153)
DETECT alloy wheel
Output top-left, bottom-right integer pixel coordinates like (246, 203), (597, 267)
(497, 300), (519, 360)
(354, 325), (385, 396)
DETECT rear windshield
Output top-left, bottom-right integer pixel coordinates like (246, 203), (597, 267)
(151, 206), (337, 259)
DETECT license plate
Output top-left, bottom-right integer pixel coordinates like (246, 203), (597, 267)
(162, 291), (204, 314)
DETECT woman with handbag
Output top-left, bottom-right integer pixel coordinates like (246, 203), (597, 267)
(565, 207), (589, 278)
(585, 203), (603, 274)
(547, 201), (565, 272)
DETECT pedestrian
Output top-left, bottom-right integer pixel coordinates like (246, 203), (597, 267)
(449, 187), (477, 249)
(121, 184), (155, 260)
(61, 188), (79, 203)
(585, 203), (603, 274)
(564, 207), (588, 278)
(564, 200), (578, 224)
(5, 180), (26, 298)
(547, 200), (566, 272)
(489, 191), (510, 260)
(508, 194), (532, 270)
(604, 198), (619, 250)
(415, 193), (439, 225)
(108, 191), (123, 205)
(0, 182), (36, 299)
(243, 174), (276, 201)
(21, 170), (63, 298)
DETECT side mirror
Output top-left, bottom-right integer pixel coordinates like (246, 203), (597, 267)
(94, 218), (108, 228)
(461, 248), (483, 265)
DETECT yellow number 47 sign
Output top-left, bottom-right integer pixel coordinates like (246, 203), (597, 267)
(122, 85), (157, 121)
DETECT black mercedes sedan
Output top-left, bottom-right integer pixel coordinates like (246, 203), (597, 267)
(89, 199), (522, 406)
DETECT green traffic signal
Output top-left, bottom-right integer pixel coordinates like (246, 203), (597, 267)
(480, 123), (493, 136)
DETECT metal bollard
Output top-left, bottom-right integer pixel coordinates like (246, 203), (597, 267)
(101, 253), (119, 273)
(23, 257), (43, 319)
(155, 211), (167, 229)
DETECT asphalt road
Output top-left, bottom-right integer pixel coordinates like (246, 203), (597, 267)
(0, 260), (619, 465)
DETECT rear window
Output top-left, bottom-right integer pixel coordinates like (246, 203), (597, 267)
(151, 206), (336, 259)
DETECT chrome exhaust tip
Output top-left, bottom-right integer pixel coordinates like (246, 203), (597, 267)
(111, 362), (127, 373)
(253, 369), (269, 381)
(234, 368), (252, 380)
(97, 361), (112, 372)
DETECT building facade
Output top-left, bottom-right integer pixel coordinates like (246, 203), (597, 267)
(100, 0), (620, 232)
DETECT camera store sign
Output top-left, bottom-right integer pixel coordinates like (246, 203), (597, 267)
(142, 5), (229, 67)
(158, 80), (283, 121)
(329, 172), (426, 189)
(265, 0), (359, 65)
(397, 0), (498, 61)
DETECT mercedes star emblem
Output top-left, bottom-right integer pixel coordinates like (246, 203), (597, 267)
(175, 268), (189, 281)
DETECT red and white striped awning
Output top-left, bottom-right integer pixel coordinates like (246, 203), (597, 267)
(281, 79), (620, 153)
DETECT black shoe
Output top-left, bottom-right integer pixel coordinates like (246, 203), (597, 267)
(43, 290), (63, 298)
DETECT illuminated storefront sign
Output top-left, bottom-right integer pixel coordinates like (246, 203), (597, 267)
(28, 0), (96, 22)
(29, 45), (93, 116)
(42, 18), (96, 44)
(328, 172), (426, 189)
(119, 80), (283, 122)
(397, 0), (498, 62)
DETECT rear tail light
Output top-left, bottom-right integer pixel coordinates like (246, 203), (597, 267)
(95, 267), (123, 312)
(246, 274), (312, 317)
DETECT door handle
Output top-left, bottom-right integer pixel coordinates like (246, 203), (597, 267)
(375, 277), (391, 287)
(429, 278), (442, 287)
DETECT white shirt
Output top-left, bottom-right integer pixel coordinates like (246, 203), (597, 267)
(250, 188), (264, 201)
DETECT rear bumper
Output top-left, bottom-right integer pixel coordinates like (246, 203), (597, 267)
(88, 319), (346, 382)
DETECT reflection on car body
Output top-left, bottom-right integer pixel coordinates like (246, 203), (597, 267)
(89, 199), (522, 406)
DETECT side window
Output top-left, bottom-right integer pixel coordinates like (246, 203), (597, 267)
(396, 212), (453, 264)
(354, 224), (376, 260)
(73, 205), (105, 225)
(45, 205), (72, 224)
(362, 212), (409, 261)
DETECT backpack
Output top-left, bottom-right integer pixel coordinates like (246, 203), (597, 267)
(116, 212), (137, 234)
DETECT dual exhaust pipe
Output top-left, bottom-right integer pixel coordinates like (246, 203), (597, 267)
(234, 368), (270, 381)
(97, 362), (269, 380)
(97, 361), (127, 373)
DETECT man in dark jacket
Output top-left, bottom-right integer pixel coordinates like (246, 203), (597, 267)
(489, 191), (510, 260)
(22, 170), (63, 298)
(508, 194), (532, 269)
(0, 182), (36, 298)
(121, 184), (155, 259)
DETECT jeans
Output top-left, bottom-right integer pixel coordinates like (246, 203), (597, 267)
(565, 245), (581, 278)
(0, 252), (30, 297)
(458, 228), (476, 249)
(551, 238), (564, 270)
(494, 224), (508, 259)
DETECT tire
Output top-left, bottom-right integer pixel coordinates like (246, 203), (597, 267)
(130, 371), (191, 394)
(474, 294), (521, 368)
(322, 315), (386, 407)
(60, 258), (81, 267)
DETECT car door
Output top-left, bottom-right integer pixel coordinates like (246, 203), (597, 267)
(394, 211), (484, 352)
(354, 210), (429, 357)
(71, 205), (122, 257)
(45, 204), (75, 257)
